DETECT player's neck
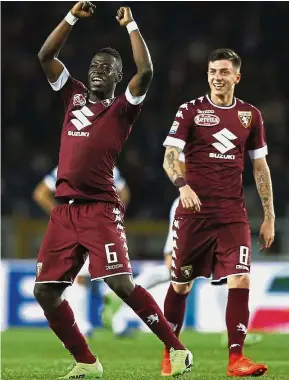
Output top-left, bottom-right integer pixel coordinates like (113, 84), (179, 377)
(209, 92), (234, 107)
(88, 90), (115, 103)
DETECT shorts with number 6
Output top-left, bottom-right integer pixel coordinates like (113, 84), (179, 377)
(35, 202), (132, 284)
(171, 217), (251, 285)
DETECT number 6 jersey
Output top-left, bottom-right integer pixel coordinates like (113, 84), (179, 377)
(163, 95), (267, 222)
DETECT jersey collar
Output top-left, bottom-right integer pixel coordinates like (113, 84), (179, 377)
(206, 94), (236, 109)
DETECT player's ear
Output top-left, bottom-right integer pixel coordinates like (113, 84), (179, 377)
(116, 72), (123, 83)
(235, 72), (241, 84)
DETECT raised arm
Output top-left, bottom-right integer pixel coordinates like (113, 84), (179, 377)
(116, 7), (153, 96)
(38, 1), (95, 83)
(252, 157), (275, 250)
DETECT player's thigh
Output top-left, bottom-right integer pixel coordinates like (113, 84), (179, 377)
(36, 205), (86, 284)
(172, 217), (217, 284)
(212, 222), (251, 284)
(78, 202), (132, 281)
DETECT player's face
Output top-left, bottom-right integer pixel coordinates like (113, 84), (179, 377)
(88, 53), (119, 93)
(208, 60), (241, 97)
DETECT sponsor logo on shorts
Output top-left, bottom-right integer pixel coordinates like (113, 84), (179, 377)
(181, 265), (192, 279)
(68, 131), (90, 137)
(209, 152), (235, 160)
(105, 263), (123, 271)
(194, 114), (220, 127)
(169, 121), (179, 134)
(236, 264), (249, 271)
(147, 313), (159, 325)
(36, 262), (43, 277)
(238, 111), (252, 128)
(73, 93), (86, 107)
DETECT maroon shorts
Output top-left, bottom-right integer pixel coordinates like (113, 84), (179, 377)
(35, 201), (132, 284)
(171, 217), (251, 285)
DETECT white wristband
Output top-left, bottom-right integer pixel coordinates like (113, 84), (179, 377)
(65, 11), (79, 26)
(126, 21), (138, 34)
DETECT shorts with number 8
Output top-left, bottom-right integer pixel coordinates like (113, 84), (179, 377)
(170, 217), (251, 285)
(35, 202), (132, 284)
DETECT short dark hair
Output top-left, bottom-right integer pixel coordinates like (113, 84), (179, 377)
(97, 47), (123, 74)
(208, 48), (241, 71)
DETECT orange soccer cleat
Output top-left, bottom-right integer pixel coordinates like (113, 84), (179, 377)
(227, 355), (268, 377)
(161, 348), (172, 376)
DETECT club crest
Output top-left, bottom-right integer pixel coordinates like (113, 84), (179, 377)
(238, 111), (252, 128)
(181, 265), (192, 279)
(101, 98), (116, 107)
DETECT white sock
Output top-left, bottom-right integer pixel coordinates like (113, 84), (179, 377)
(65, 280), (93, 335)
(134, 264), (170, 289)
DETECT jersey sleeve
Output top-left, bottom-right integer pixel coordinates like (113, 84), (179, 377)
(43, 166), (58, 192)
(113, 167), (126, 192)
(117, 86), (146, 127)
(48, 59), (87, 109)
(163, 103), (192, 151)
(246, 108), (268, 159)
(163, 197), (180, 255)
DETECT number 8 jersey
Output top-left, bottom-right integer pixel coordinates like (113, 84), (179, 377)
(163, 95), (267, 221)
(48, 61), (145, 202)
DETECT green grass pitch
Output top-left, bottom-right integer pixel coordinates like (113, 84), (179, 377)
(2, 329), (289, 379)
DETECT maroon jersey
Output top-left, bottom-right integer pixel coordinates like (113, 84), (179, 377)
(163, 95), (267, 221)
(49, 63), (145, 202)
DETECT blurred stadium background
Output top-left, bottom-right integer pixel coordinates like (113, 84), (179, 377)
(1, 1), (289, 339)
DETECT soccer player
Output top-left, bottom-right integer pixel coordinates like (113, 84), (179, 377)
(161, 48), (275, 377)
(33, 166), (130, 337)
(33, 2), (192, 378)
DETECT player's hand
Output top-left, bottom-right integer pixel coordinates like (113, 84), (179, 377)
(116, 7), (134, 26)
(179, 185), (202, 212)
(258, 219), (275, 251)
(71, 1), (95, 18)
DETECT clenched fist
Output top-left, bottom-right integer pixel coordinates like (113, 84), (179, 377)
(116, 7), (134, 26)
(71, 1), (95, 18)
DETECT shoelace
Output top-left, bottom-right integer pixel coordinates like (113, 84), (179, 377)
(170, 349), (185, 366)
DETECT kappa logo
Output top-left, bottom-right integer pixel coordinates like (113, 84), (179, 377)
(237, 323), (247, 334)
(36, 262), (43, 277)
(181, 265), (192, 279)
(194, 113), (220, 127)
(238, 111), (252, 128)
(73, 93), (86, 107)
(147, 313), (159, 325)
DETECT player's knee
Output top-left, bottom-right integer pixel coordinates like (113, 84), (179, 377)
(172, 281), (193, 295)
(227, 274), (250, 289)
(33, 283), (66, 306)
(105, 274), (135, 299)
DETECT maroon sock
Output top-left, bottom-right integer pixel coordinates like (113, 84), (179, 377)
(164, 284), (189, 337)
(226, 288), (249, 359)
(44, 300), (95, 364)
(124, 285), (185, 350)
